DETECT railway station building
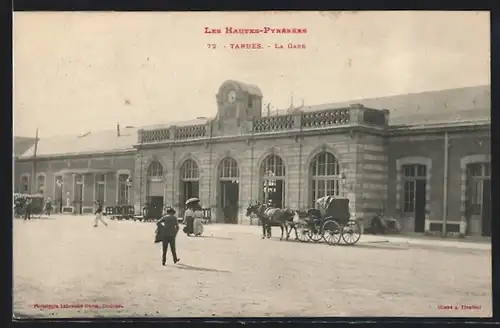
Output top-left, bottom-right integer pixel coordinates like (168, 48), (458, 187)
(14, 80), (491, 237)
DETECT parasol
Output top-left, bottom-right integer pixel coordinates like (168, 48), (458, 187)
(185, 197), (200, 206)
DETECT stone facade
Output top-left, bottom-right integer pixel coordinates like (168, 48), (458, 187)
(14, 81), (491, 237)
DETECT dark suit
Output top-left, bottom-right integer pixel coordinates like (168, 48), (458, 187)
(24, 200), (32, 220)
(157, 214), (179, 264)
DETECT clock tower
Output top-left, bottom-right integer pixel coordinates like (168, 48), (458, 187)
(215, 80), (263, 136)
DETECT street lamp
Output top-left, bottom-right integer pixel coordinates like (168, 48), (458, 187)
(56, 179), (63, 213)
(126, 176), (133, 205)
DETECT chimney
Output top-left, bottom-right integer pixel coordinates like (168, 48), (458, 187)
(117, 123), (120, 137)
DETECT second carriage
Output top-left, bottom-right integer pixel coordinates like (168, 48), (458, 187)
(295, 196), (362, 245)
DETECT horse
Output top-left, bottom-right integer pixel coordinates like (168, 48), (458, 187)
(245, 202), (297, 240)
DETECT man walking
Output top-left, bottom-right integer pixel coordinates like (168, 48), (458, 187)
(157, 207), (180, 266)
(93, 200), (107, 227)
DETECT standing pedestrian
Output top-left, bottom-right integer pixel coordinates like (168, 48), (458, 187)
(93, 200), (107, 227)
(193, 203), (204, 236)
(24, 197), (32, 220)
(183, 205), (195, 236)
(157, 207), (180, 266)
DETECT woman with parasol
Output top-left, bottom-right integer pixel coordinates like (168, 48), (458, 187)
(183, 197), (199, 236)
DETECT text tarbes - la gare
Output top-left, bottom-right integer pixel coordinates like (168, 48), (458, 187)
(205, 27), (307, 34)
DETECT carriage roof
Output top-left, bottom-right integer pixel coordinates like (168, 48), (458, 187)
(316, 196), (350, 221)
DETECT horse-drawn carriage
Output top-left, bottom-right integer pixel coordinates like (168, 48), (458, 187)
(295, 196), (362, 245)
(13, 193), (47, 219)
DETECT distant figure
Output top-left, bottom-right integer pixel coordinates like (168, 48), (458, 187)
(93, 200), (108, 228)
(24, 198), (32, 220)
(157, 207), (180, 266)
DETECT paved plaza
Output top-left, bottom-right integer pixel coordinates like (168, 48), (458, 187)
(13, 215), (492, 318)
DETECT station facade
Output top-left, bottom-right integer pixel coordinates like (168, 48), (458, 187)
(14, 80), (491, 237)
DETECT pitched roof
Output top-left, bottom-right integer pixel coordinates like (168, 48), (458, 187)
(17, 85), (490, 159)
(293, 85), (491, 125)
(14, 136), (37, 158)
(18, 127), (138, 159)
(140, 117), (210, 130)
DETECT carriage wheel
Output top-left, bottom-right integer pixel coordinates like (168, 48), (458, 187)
(308, 224), (323, 242)
(322, 220), (342, 245)
(341, 220), (361, 245)
(296, 225), (310, 242)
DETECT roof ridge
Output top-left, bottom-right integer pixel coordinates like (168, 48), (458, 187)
(298, 84), (490, 111)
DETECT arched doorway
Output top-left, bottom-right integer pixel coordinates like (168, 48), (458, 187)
(179, 159), (200, 209)
(218, 157), (239, 223)
(146, 161), (164, 218)
(310, 151), (341, 207)
(260, 154), (286, 208)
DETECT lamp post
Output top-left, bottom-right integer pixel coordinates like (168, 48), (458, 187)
(126, 176), (133, 205)
(56, 179), (63, 213)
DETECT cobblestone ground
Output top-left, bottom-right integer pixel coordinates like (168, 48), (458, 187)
(13, 215), (492, 318)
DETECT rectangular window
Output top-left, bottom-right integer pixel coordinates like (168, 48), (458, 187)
(466, 162), (490, 215)
(417, 165), (426, 177)
(468, 163), (483, 177)
(468, 177), (483, 215)
(403, 180), (415, 213)
(403, 165), (415, 178)
(248, 97), (253, 108)
(21, 175), (30, 193)
(118, 174), (129, 205)
(37, 175), (45, 195)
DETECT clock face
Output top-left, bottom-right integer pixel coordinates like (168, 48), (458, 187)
(227, 90), (236, 104)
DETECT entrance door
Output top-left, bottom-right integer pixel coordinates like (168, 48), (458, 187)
(482, 179), (491, 237)
(96, 184), (105, 203)
(180, 181), (200, 207)
(147, 196), (164, 219)
(274, 180), (284, 208)
(220, 181), (239, 223)
(414, 180), (426, 233)
(263, 180), (285, 208)
(75, 184), (83, 214)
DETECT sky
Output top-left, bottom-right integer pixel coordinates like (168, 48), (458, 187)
(13, 11), (490, 138)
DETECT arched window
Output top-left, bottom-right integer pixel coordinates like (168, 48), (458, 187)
(310, 151), (341, 206)
(180, 159), (200, 181)
(261, 155), (285, 178)
(219, 157), (239, 179)
(261, 154), (286, 207)
(147, 161), (163, 179)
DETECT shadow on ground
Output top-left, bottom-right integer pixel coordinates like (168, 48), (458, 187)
(170, 263), (231, 273)
(200, 235), (234, 241)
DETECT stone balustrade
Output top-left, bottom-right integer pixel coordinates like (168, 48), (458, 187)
(301, 108), (350, 129)
(138, 128), (170, 143)
(175, 124), (207, 140)
(253, 114), (296, 133)
(137, 106), (388, 145)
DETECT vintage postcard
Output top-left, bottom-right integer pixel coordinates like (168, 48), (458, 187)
(13, 11), (491, 319)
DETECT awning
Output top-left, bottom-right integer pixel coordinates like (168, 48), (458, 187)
(54, 168), (117, 175)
